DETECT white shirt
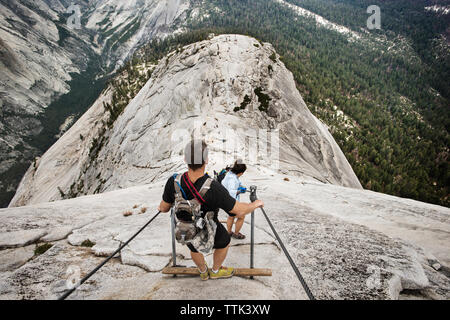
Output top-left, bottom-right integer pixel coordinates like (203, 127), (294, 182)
(221, 171), (242, 201)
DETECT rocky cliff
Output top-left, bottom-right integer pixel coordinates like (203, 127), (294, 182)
(10, 35), (362, 207)
(0, 168), (449, 300)
(0, 0), (190, 207)
(85, 0), (190, 68)
(0, 0), (96, 206)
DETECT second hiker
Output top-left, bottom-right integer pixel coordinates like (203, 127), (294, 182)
(221, 160), (248, 239)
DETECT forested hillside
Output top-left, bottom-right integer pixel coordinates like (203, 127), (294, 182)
(170, 0), (449, 206)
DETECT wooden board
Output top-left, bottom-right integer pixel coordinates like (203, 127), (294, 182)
(162, 267), (272, 277)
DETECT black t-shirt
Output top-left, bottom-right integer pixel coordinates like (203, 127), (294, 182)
(162, 173), (236, 221)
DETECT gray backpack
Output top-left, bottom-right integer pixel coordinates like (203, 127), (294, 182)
(173, 174), (217, 253)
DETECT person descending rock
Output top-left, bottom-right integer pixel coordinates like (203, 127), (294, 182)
(221, 160), (248, 240)
(158, 140), (264, 280)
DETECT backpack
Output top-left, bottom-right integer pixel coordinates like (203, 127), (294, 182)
(216, 169), (228, 184)
(173, 173), (217, 253)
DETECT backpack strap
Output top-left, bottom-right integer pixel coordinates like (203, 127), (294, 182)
(198, 178), (213, 198)
(182, 172), (207, 204)
(173, 174), (187, 200)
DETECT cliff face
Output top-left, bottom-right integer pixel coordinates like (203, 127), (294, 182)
(0, 0), (190, 207)
(10, 35), (362, 207)
(0, 0), (96, 206)
(85, 0), (190, 68)
(0, 169), (449, 300)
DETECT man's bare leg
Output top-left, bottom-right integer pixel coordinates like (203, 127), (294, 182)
(191, 251), (207, 273)
(226, 216), (235, 234)
(213, 245), (230, 271)
(234, 217), (245, 234)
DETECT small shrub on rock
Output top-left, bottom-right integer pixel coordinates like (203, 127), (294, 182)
(81, 239), (95, 248)
(34, 243), (53, 256)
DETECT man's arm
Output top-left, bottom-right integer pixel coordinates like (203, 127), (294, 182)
(230, 200), (264, 218)
(158, 200), (172, 213)
(212, 179), (263, 218)
(159, 176), (175, 213)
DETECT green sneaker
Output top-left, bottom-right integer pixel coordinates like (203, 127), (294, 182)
(209, 266), (235, 280)
(199, 263), (209, 281)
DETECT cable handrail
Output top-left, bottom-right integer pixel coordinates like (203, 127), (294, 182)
(250, 186), (315, 300)
(58, 185), (315, 300)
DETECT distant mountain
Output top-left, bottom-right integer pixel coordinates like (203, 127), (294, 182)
(10, 35), (361, 207)
(0, 0), (96, 207)
(0, 0), (190, 207)
(1, 0), (449, 207)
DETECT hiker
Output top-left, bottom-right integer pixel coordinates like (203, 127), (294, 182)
(158, 140), (264, 280)
(221, 161), (248, 239)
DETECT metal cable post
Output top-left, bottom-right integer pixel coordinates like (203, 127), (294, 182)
(170, 208), (177, 274)
(252, 188), (316, 300)
(249, 186), (257, 279)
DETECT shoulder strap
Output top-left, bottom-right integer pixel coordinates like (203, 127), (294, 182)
(182, 173), (213, 204)
(199, 178), (213, 198)
(173, 174), (187, 199)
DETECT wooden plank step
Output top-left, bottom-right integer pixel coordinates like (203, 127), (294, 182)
(162, 267), (272, 277)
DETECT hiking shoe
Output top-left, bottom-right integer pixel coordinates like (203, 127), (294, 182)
(232, 232), (246, 240)
(209, 266), (235, 279)
(199, 263), (209, 281)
